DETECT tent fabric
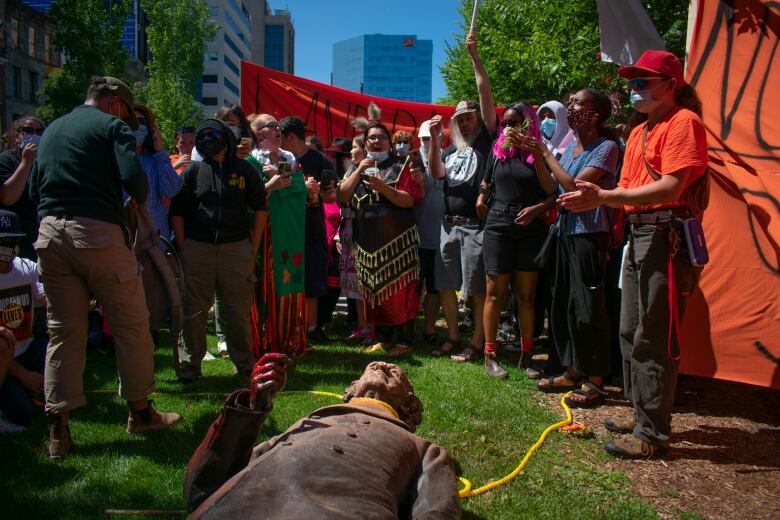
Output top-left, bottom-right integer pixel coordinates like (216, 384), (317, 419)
(596, 0), (666, 64)
(682, 0), (780, 389)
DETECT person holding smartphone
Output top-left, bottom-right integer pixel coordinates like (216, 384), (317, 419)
(246, 114), (307, 356)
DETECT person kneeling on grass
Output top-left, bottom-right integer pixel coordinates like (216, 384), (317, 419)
(0, 210), (47, 431)
(184, 357), (460, 519)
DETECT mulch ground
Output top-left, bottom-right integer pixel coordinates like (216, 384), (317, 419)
(537, 372), (780, 519)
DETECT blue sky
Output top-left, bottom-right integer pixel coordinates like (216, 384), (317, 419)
(274, 1), (465, 101)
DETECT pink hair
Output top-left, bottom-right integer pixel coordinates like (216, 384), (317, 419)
(492, 104), (542, 164)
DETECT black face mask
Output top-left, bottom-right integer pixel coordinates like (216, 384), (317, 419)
(196, 132), (226, 159)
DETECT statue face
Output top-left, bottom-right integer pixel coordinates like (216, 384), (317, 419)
(344, 362), (423, 430)
(350, 362), (409, 405)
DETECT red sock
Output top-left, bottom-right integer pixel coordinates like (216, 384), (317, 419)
(484, 342), (497, 355)
(520, 337), (533, 353)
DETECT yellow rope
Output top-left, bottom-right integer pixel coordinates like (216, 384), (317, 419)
(457, 391), (574, 498)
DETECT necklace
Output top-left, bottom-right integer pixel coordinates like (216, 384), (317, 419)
(350, 397), (400, 419)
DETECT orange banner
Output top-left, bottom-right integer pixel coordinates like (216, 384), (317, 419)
(681, 0), (780, 389)
(240, 61), (457, 146)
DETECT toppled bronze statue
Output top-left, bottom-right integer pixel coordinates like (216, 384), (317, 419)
(184, 354), (461, 519)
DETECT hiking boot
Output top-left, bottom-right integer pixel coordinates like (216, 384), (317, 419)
(604, 413), (636, 434)
(485, 353), (508, 379)
(49, 422), (72, 461)
(604, 434), (666, 459)
(126, 401), (182, 434)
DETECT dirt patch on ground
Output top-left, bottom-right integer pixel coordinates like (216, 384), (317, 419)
(537, 373), (780, 519)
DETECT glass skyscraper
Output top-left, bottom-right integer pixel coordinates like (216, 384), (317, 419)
(332, 34), (432, 103)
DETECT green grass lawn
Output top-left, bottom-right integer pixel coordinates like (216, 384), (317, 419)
(0, 326), (659, 519)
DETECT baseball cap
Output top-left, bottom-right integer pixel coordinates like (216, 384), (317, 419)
(0, 210), (26, 239)
(618, 50), (686, 91)
(97, 76), (139, 130)
(451, 100), (479, 120)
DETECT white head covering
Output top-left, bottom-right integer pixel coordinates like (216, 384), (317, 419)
(537, 100), (570, 155)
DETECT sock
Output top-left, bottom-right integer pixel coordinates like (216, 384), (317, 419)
(484, 342), (497, 355)
(520, 337), (533, 353)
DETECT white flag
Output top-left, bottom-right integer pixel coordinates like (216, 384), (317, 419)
(597, 0), (666, 65)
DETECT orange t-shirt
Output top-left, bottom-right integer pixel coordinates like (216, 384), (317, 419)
(618, 107), (708, 213)
(169, 154), (185, 175)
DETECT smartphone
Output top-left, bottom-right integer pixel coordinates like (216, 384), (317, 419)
(407, 149), (423, 169)
(240, 137), (252, 148)
(277, 161), (291, 176)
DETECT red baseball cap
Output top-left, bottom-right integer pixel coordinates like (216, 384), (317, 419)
(618, 50), (685, 90)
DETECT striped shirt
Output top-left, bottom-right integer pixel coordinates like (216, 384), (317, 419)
(557, 137), (618, 235)
(140, 150), (182, 240)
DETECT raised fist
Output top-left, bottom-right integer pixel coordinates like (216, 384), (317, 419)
(249, 353), (291, 411)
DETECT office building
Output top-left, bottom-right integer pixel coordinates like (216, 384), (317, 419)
(332, 34), (433, 103)
(2, 0), (60, 135)
(202, 1), (294, 110)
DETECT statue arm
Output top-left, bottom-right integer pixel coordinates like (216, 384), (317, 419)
(411, 444), (462, 519)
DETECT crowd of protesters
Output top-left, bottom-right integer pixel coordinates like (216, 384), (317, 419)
(0, 28), (707, 463)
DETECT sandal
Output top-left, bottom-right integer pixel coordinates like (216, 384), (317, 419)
(538, 371), (582, 393)
(451, 346), (482, 363)
(432, 337), (460, 357)
(564, 382), (609, 408)
(386, 343), (413, 357)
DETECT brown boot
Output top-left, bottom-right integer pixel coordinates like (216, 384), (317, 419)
(485, 353), (508, 379)
(126, 401), (182, 434)
(603, 413), (636, 434)
(604, 434), (666, 459)
(49, 422), (72, 461)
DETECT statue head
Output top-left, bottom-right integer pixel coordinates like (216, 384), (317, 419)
(343, 362), (423, 431)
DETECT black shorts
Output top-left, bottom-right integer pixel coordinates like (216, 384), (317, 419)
(305, 239), (328, 298)
(418, 247), (438, 294)
(482, 208), (546, 274)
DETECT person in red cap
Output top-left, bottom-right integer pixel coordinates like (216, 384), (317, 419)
(558, 49), (709, 458)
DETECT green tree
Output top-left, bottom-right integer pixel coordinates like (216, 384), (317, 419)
(440, 0), (688, 108)
(36, 0), (131, 122)
(136, 0), (217, 146)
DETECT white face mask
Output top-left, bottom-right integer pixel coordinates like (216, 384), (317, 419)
(629, 80), (670, 113)
(367, 150), (389, 163)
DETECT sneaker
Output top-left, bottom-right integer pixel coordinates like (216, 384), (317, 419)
(0, 418), (26, 434)
(49, 422), (72, 460)
(604, 434), (666, 459)
(484, 353), (508, 379)
(604, 413), (636, 434)
(361, 329), (377, 345)
(345, 327), (368, 342)
(217, 340), (229, 358)
(127, 401), (182, 434)
(203, 351), (216, 361)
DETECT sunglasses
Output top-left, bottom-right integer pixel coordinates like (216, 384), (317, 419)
(197, 129), (223, 141)
(628, 77), (664, 90)
(500, 120), (522, 128)
(20, 126), (44, 136)
(261, 122), (280, 130)
(396, 141), (410, 145)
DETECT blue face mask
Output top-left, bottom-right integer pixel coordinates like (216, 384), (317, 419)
(540, 119), (557, 140)
(367, 150), (389, 163)
(134, 125), (149, 146)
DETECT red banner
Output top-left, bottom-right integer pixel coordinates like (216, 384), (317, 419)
(240, 61), (457, 147)
(681, 0), (780, 389)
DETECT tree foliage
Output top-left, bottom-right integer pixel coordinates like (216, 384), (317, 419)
(135, 0), (217, 145)
(35, 0), (131, 122)
(439, 0), (689, 109)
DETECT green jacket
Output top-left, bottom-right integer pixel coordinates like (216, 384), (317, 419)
(30, 105), (147, 226)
